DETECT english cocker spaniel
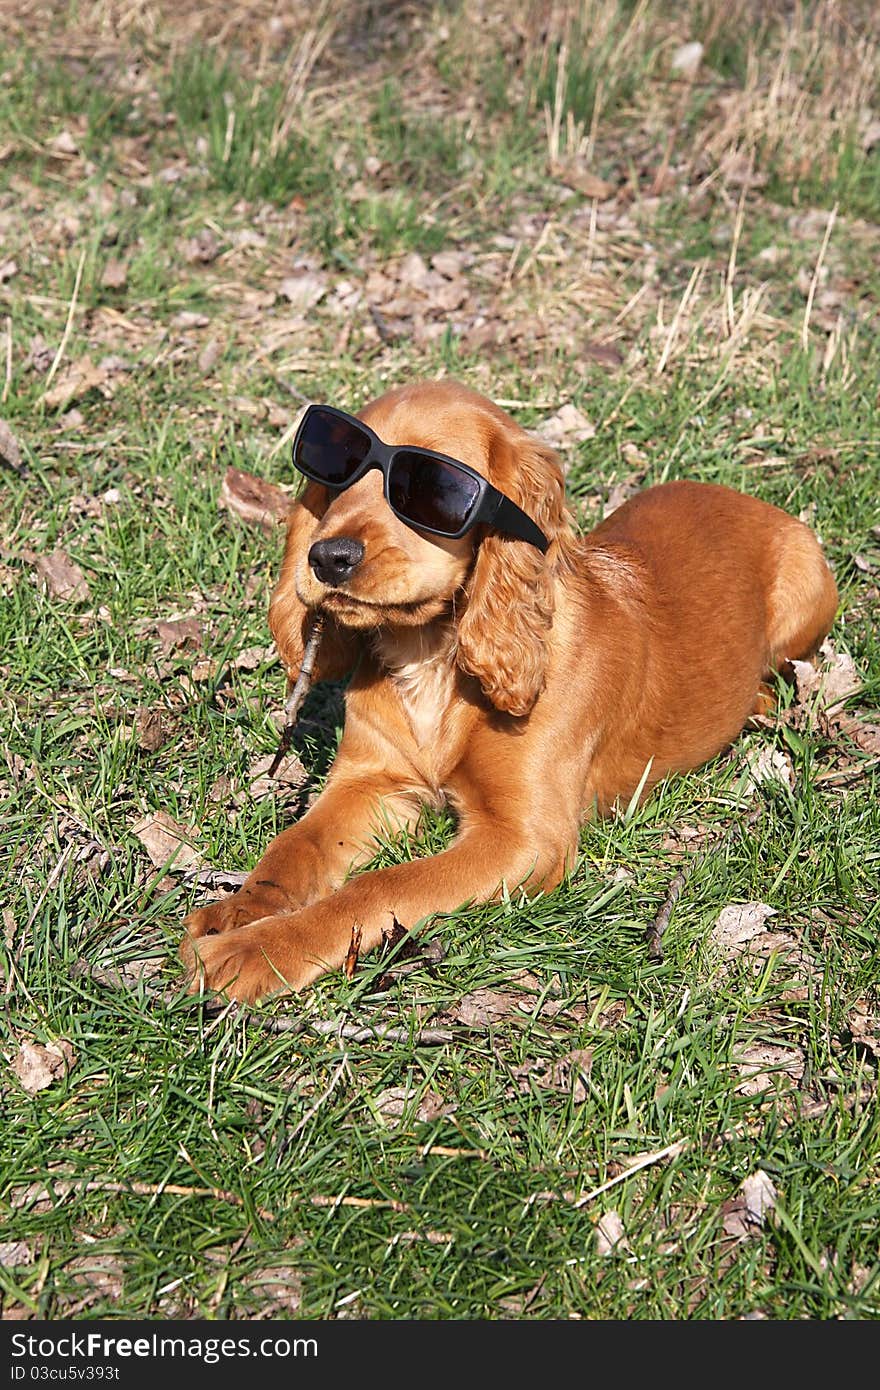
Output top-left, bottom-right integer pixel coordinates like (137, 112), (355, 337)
(182, 379), (838, 1001)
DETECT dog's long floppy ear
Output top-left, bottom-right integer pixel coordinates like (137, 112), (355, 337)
(455, 427), (572, 717)
(268, 482), (359, 683)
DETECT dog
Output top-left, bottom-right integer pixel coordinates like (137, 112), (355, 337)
(182, 379), (838, 1001)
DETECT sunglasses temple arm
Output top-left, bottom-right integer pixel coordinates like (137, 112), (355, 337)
(488, 493), (549, 553)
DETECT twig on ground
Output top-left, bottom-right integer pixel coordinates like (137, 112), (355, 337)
(645, 804), (761, 961)
(310, 1193), (411, 1213)
(574, 1139), (689, 1207)
(268, 614), (325, 777)
(13, 1177), (273, 1221)
(74, 957), (457, 1045)
(256, 1015), (455, 1046)
(814, 756), (880, 786)
(798, 1082), (876, 1120)
(645, 868), (687, 961)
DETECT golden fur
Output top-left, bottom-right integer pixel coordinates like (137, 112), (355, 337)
(182, 380), (838, 1001)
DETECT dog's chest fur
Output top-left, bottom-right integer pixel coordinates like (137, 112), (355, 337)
(372, 623), (457, 749)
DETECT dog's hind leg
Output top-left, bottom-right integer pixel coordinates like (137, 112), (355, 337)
(765, 525), (839, 669)
(749, 525), (838, 718)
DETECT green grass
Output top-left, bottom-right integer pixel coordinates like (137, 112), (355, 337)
(1, 0), (879, 1322)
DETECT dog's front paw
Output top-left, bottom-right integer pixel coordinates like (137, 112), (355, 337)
(183, 882), (291, 941)
(182, 916), (305, 1003)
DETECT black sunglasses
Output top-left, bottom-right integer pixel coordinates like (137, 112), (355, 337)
(292, 404), (549, 553)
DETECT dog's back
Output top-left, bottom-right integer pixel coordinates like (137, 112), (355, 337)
(573, 480), (838, 809)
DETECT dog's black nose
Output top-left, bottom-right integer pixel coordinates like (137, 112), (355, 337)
(308, 537), (365, 585)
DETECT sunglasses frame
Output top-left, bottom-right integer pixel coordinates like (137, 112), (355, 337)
(292, 404), (549, 553)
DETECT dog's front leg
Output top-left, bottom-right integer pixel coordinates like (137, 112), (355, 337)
(185, 821), (575, 1001)
(182, 773), (421, 942)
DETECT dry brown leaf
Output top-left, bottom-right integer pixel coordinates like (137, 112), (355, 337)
(712, 902), (777, 954)
(373, 1086), (450, 1126)
(180, 229), (220, 264)
(452, 987), (530, 1028)
(0, 418), (22, 470)
(733, 1042), (805, 1095)
(849, 1005), (880, 1058)
(279, 271), (326, 311)
(48, 130), (78, 156)
(100, 259), (128, 290)
(670, 41), (703, 79)
(534, 403), (596, 448)
(155, 617), (202, 655)
(198, 338), (223, 374)
(550, 158), (613, 200)
(42, 356), (108, 411)
(792, 641), (862, 710)
(721, 1169), (777, 1238)
(584, 340), (624, 368)
(549, 1048), (594, 1101)
(219, 466), (291, 529)
(134, 708), (167, 752)
(745, 744), (794, 791)
(172, 310), (211, 329)
(596, 1210), (629, 1255)
(34, 549), (90, 601)
(12, 1039), (77, 1094)
(232, 645), (273, 671)
(132, 810), (205, 871)
(835, 714), (880, 756)
(0, 1241), (33, 1267)
(604, 478), (641, 515)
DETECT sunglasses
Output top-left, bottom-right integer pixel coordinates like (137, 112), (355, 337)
(292, 404), (549, 553)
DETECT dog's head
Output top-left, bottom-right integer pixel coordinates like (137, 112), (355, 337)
(269, 380), (573, 714)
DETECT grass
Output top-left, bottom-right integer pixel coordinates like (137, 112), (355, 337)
(1, 0), (879, 1322)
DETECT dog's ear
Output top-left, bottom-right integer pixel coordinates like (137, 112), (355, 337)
(455, 429), (571, 716)
(268, 482), (359, 683)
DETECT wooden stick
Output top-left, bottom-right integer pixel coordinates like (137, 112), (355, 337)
(645, 805), (761, 961)
(573, 1139), (689, 1206)
(267, 614), (325, 777)
(12, 1176), (273, 1221)
(284, 614), (325, 718)
(645, 869), (687, 960)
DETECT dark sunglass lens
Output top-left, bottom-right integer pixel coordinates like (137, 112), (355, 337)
(389, 453), (481, 534)
(296, 409), (371, 486)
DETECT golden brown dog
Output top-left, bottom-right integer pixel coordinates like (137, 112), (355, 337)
(183, 379), (838, 1001)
